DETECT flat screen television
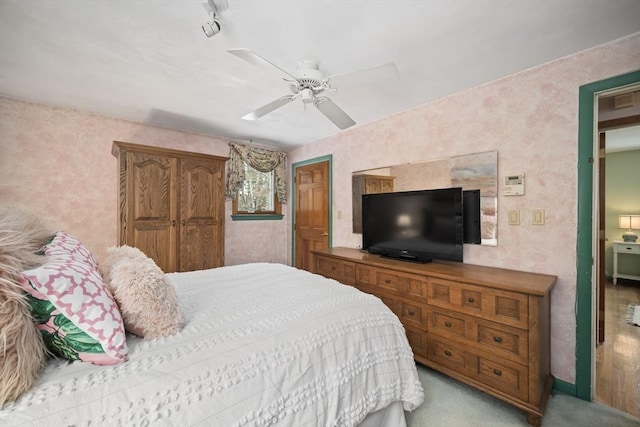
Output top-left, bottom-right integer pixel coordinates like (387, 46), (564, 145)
(362, 187), (464, 263)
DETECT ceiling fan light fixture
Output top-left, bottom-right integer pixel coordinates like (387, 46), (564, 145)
(301, 88), (314, 104)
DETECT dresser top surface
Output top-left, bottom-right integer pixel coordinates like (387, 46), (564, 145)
(313, 247), (557, 296)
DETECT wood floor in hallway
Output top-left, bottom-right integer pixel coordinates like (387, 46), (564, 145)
(595, 279), (640, 418)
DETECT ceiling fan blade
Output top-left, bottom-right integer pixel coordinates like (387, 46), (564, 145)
(314, 97), (356, 130)
(228, 48), (299, 83)
(325, 63), (399, 90)
(242, 95), (296, 120)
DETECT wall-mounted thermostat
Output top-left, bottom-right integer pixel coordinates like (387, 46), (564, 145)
(503, 174), (525, 196)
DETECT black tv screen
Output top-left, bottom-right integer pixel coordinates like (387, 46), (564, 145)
(362, 187), (464, 263)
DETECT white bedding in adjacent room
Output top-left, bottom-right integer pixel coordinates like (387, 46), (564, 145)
(1, 263), (424, 426)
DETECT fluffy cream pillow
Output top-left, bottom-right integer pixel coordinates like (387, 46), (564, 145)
(104, 246), (184, 339)
(0, 207), (51, 406)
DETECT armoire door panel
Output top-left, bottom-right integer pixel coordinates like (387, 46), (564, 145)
(132, 223), (177, 273)
(182, 163), (215, 219)
(129, 153), (177, 221)
(126, 151), (178, 274)
(179, 158), (224, 271)
(179, 224), (222, 271)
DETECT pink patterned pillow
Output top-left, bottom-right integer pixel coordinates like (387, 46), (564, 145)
(42, 231), (101, 271)
(21, 233), (128, 365)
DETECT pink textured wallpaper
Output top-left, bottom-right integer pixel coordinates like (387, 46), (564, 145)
(288, 33), (640, 384)
(0, 100), (289, 267)
(1, 33), (638, 387)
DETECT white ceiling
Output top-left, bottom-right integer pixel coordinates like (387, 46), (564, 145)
(1, 0), (639, 150)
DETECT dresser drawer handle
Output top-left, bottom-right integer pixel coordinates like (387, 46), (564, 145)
(444, 321), (452, 328)
(467, 297), (475, 303)
(493, 369), (502, 377)
(384, 279), (391, 284)
(444, 350), (452, 357)
(408, 310), (415, 316)
(493, 336), (503, 343)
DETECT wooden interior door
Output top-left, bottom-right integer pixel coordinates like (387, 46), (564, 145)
(294, 161), (330, 271)
(126, 151), (178, 272)
(179, 157), (225, 272)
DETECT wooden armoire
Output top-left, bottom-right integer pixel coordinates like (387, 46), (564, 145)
(112, 141), (228, 273)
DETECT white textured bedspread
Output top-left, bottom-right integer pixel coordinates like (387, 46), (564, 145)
(1, 263), (423, 426)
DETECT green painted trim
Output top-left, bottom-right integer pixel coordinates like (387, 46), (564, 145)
(230, 214), (284, 221)
(576, 70), (640, 401)
(552, 378), (576, 396)
(290, 155), (333, 266)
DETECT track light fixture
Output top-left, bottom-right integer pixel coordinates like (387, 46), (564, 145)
(202, 0), (228, 38)
(202, 15), (221, 37)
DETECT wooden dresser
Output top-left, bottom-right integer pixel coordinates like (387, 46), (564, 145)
(311, 247), (556, 427)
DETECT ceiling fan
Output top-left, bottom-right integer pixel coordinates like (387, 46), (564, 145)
(228, 48), (399, 130)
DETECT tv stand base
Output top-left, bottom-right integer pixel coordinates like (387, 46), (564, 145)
(381, 254), (431, 264)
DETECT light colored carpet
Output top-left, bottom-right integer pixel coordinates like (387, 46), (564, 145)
(626, 304), (640, 326)
(406, 365), (640, 427)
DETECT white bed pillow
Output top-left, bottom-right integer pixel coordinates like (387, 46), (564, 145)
(104, 246), (184, 339)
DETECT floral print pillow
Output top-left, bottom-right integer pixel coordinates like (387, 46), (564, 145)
(21, 232), (128, 365)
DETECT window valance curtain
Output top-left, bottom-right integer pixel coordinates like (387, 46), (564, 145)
(226, 142), (288, 203)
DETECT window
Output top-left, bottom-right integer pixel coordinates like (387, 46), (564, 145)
(231, 162), (283, 220)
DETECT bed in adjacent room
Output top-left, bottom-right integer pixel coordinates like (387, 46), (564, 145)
(0, 225), (424, 426)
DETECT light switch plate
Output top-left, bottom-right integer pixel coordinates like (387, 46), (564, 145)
(508, 210), (520, 225)
(532, 209), (545, 225)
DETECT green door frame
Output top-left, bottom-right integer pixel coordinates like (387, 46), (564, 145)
(290, 155), (333, 266)
(575, 70), (640, 400)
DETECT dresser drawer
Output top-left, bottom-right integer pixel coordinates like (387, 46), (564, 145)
(375, 292), (399, 316)
(314, 256), (356, 285)
(477, 324), (526, 363)
(430, 309), (466, 338)
(404, 326), (428, 359)
(475, 355), (528, 401)
(427, 335), (469, 372)
(399, 300), (426, 330)
(356, 265), (428, 300)
(427, 336), (529, 401)
(427, 278), (529, 329)
(614, 242), (640, 254)
(427, 307), (528, 365)
(361, 288), (427, 331)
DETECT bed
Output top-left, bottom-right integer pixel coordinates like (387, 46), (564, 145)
(1, 245), (424, 427)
